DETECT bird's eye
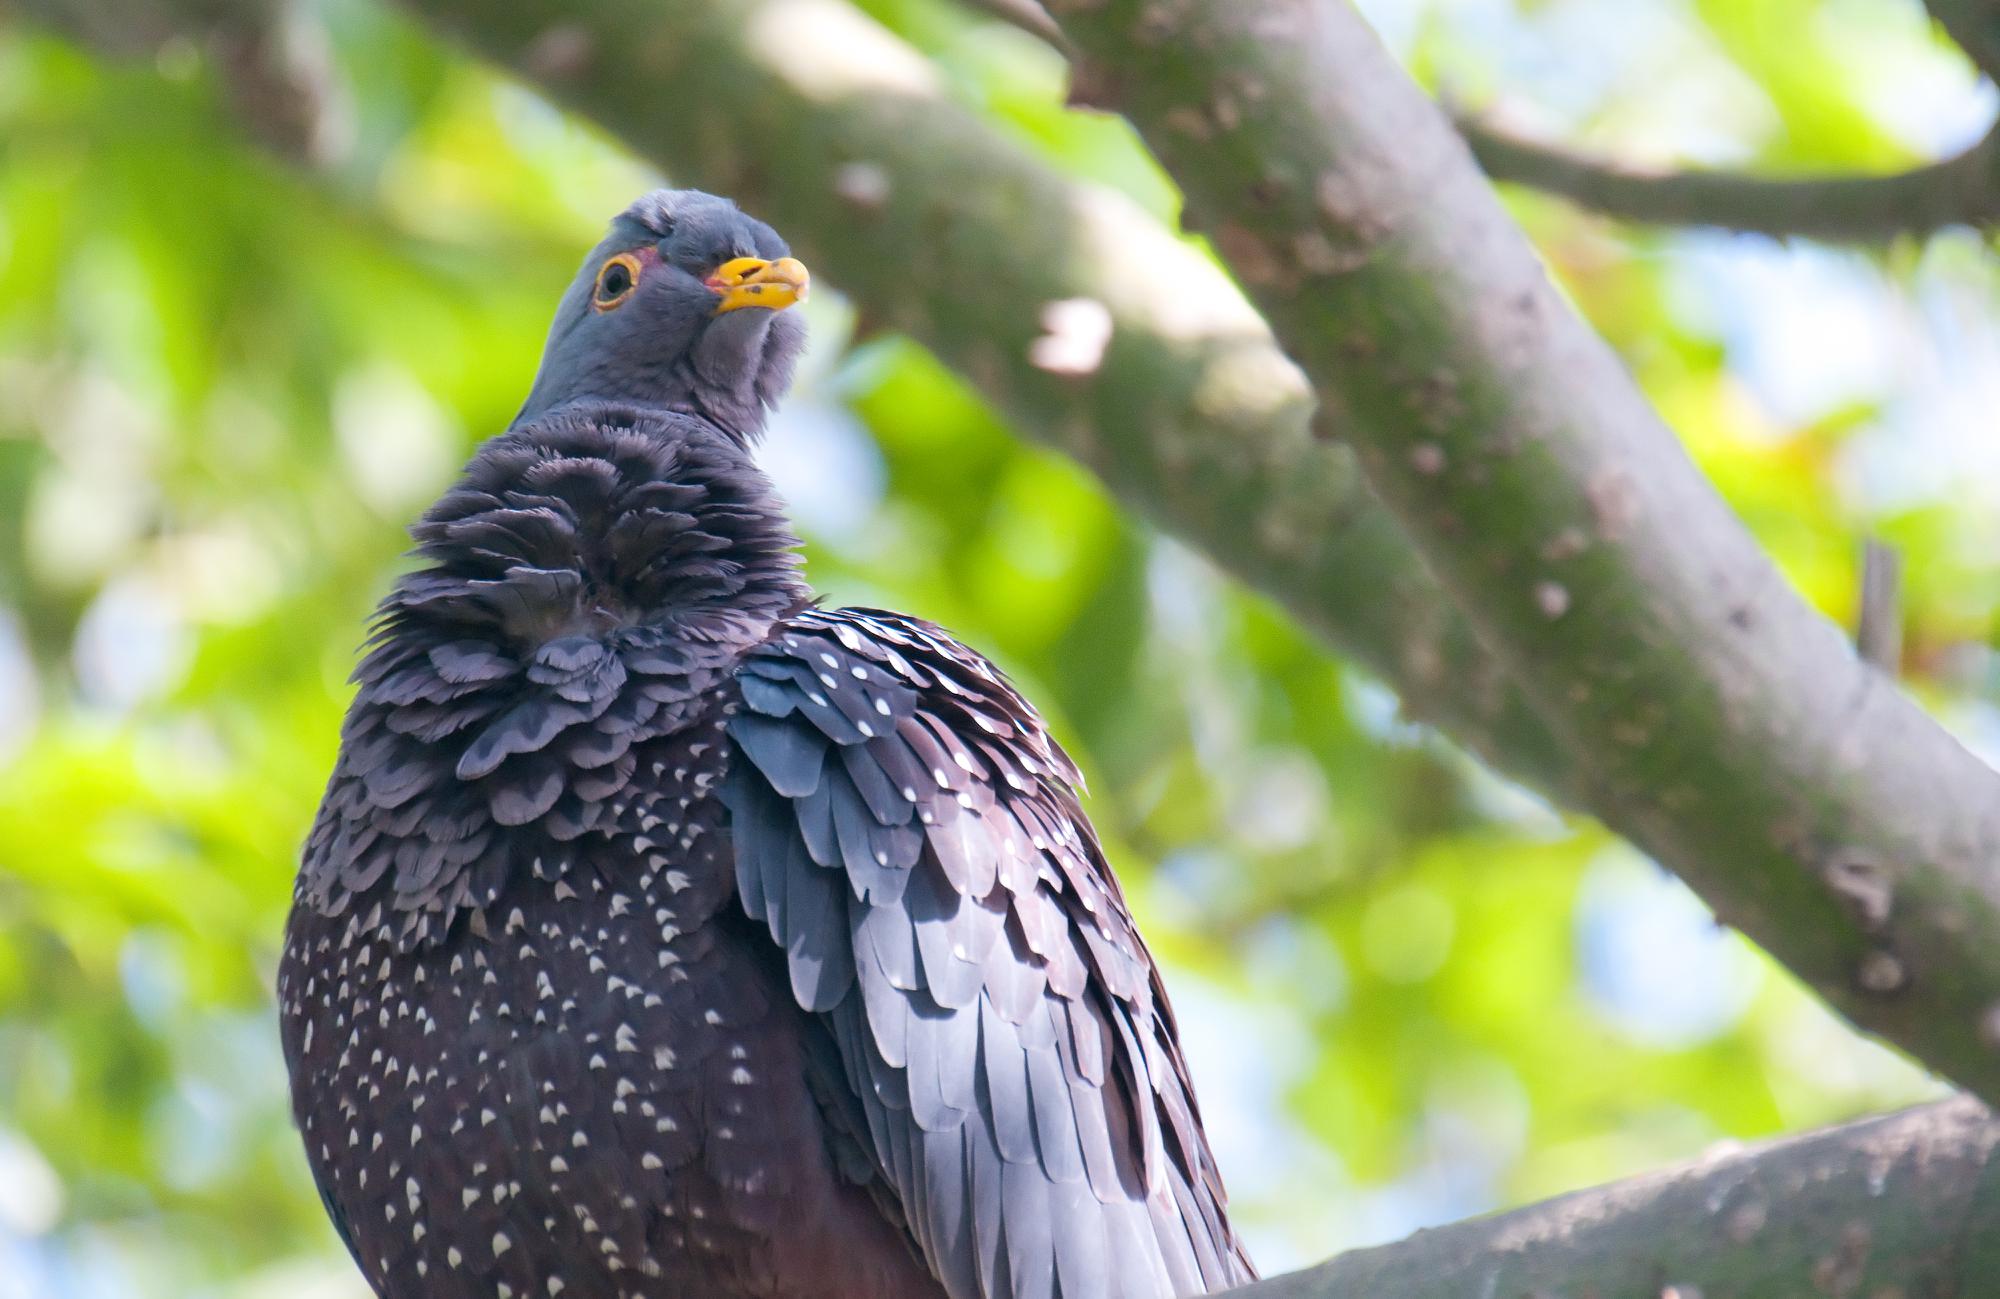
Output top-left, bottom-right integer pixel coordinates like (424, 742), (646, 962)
(592, 254), (641, 311)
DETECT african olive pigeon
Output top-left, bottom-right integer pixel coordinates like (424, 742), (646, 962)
(278, 189), (1255, 1299)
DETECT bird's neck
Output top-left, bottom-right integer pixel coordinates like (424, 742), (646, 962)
(514, 371), (770, 447)
(306, 404), (807, 942)
(650, 366), (770, 446)
(378, 403), (808, 654)
(513, 311), (798, 446)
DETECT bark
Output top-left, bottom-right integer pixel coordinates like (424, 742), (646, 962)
(1046, 0), (2000, 1105)
(1462, 118), (2000, 241)
(1229, 1097), (2000, 1299)
(383, 0), (1580, 803)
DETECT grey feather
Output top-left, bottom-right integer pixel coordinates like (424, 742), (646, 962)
(723, 607), (1254, 1297)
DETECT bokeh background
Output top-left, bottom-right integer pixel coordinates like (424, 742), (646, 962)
(0, 0), (1994, 1293)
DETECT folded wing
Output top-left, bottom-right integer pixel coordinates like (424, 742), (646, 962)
(723, 607), (1253, 1299)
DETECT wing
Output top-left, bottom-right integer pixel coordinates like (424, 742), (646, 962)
(723, 607), (1254, 1299)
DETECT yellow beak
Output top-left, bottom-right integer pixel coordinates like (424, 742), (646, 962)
(707, 256), (810, 313)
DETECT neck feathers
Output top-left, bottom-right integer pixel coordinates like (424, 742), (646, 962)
(305, 404), (806, 940)
(377, 402), (806, 652)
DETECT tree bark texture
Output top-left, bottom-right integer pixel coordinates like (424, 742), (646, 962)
(1045, 0), (2000, 1105)
(1229, 1097), (2000, 1299)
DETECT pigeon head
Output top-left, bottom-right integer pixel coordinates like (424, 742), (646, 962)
(515, 189), (809, 442)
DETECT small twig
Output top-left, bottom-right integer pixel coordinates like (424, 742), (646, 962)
(1858, 538), (1905, 675)
(1459, 116), (2000, 242)
(956, 0), (1071, 55)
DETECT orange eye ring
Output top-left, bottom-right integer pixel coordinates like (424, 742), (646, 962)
(591, 253), (643, 311)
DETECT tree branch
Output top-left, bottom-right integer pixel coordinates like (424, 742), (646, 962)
(1228, 1097), (2000, 1298)
(1047, 0), (2000, 1103)
(943, 0), (2000, 243)
(1461, 116), (2000, 241)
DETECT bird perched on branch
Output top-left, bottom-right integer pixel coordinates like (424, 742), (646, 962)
(278, 190), (1254, 1299)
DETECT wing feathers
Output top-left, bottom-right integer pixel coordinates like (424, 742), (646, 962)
(724, 608), (1252, 1298)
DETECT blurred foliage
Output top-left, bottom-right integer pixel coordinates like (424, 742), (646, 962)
(0, 0), (1993, 1293)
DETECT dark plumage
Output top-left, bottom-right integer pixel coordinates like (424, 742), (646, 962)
(278, 190), (1254, 1298)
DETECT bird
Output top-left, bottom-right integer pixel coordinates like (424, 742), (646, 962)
(278, 189), (1255, 1299)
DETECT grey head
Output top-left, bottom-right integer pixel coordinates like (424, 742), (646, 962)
(515, 189), (810, 442)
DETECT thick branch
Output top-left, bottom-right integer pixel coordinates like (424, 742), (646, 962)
(386, 0), (1580, 804)
(1048, 0), (2000, 1101)
(1463, 117), (2000, 241)
(1230, 1097), (2000, 1298)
